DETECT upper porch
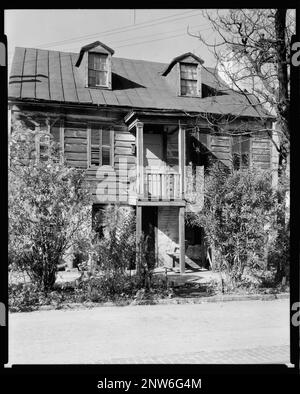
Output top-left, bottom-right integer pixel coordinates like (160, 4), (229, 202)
(125, 111), (187, 205)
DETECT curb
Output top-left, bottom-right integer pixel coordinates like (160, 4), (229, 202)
(153, 292), (289, 305)
(31, 292), (290, 312)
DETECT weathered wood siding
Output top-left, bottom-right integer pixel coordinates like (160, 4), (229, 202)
(251, 134), (271, 170)
(209, 135), (232, 167)
(64, 121), (88, 168)
(87, 125), (136, 204)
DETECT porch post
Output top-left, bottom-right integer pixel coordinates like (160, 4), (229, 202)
(178, 121), (185, 200)
(136, 205), (142, 273)
(136, 122), (144, 198)
(8, 106), (11, 168)
(179, 206), (185, 274)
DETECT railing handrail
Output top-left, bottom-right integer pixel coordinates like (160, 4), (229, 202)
(145, 170), (180, 175)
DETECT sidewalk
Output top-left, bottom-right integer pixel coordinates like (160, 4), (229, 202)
(8, 299), (290, 365)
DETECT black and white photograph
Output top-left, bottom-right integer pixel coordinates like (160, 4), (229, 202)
(2, 7), (298, 373)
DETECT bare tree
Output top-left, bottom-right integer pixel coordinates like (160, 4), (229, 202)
(189, 8), (295, 174)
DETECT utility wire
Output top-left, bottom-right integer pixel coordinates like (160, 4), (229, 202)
(35, 10), (204, 49)
(8, 24), (212, 68)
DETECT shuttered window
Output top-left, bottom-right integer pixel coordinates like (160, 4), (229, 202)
(88, 53), (108, 87)
(180, 63), (198, 96)
(232, 135), (250, 170)
(90, 128), (114, 166)
(37, 122), (61, 162)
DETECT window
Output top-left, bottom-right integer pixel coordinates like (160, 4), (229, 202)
(232, 135), (250, 170)
(90, 128), (114, 166)
(92, 205), (105, 238)
(88, 53), (108, 87)
(180, 63), (198, 96)
(37, 123), (61, 162)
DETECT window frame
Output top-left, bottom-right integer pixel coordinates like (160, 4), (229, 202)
(87, 52), (109, 88)
(35, 118), (63, 163)
(179, 62), (201, 97)
(232, 135), (251, 170)
(88, 126), (114, 168)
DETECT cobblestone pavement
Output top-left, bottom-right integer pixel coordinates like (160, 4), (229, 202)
(8, 299), (290, 365)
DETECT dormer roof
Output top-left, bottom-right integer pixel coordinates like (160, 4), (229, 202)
(75, 40), (115, 67)
(8, 46), (272, 119)
(162, 52), (204, 76)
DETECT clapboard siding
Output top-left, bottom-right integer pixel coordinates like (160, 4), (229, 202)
(209, 135), (231, 167)
(85, 125), (136, 204)
(251, 136), (271, 169)
(64, 122), (88, 168)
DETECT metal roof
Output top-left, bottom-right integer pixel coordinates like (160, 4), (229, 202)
(9, 46), (270, 118)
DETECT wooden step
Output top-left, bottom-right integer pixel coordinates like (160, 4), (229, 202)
(185, 256), (202, 270)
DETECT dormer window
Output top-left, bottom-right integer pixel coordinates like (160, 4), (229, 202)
(88, 53), (108, 88)
(162, 52), (204, 98)
(180, 63), (198, 96)
(75, 41), (114, 90)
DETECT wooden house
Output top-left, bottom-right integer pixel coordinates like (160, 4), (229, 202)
(8, 41), (277, 273)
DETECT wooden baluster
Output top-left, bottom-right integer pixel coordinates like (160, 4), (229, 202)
(175, 174), (179, 199)
(162, 173), (166, 199)
(149, 173), (152, 200)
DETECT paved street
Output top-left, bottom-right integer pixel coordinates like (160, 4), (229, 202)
(8, 299), (289, 365)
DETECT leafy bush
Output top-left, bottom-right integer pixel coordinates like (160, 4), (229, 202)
(9, 282), (42, 312)
(9, 122), (95, 292)
(95, 205), (136, 273)
(188, 163), (288, 287)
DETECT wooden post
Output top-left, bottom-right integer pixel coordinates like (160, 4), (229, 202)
(136, 205), (142, 273)
(87, 123), (91, 167)
(178, 121), (185, 200)
(60, 118), (64, 164)
(8, 107), (11, 168)
(136, 122), (144, 198)
(179, 206), (185, 274)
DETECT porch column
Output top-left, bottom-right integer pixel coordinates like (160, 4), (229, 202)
(136, 205), (142, 273)
(178, 121), (185, 200)
(179, 206), (185, 274)
(136, 122), (144, 198)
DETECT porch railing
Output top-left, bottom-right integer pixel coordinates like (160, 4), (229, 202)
(144, 172), (181, 200)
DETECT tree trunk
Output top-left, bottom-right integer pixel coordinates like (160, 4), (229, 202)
(275, 9), (289, 175)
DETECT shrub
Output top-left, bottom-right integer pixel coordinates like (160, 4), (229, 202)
(9, 122), (95, 292)
(8, 282), (54, 312)
(95, 205), (136, 273)
(188, 162), (288, 287)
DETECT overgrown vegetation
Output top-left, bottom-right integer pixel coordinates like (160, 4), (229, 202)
(9, 121), (95, 292)
(187, 162), (289, 290)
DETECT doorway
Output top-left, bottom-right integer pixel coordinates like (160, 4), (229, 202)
(142, 206), (158, 267)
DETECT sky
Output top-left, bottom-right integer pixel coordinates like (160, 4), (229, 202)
(4, 9), (218, 70)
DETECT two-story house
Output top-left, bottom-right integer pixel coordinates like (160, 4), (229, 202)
(8, 40), (276, 273)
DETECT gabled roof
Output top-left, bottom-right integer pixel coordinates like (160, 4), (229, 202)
(75, 40), (115, 67)
(161, 52), (204, 76)
(8, 46), (271, 119)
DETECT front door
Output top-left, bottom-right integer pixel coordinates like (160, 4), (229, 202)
(142, 206), (158, 267)
(143, 133), (164, 170)
(143, 133), (165, 197)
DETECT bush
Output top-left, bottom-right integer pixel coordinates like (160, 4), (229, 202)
(9, 283), (41, 312)
(188, 163), (288, 287)
(9, 123), (95, 292)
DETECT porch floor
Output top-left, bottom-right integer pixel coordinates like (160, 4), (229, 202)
(152, 267), (221, 287)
